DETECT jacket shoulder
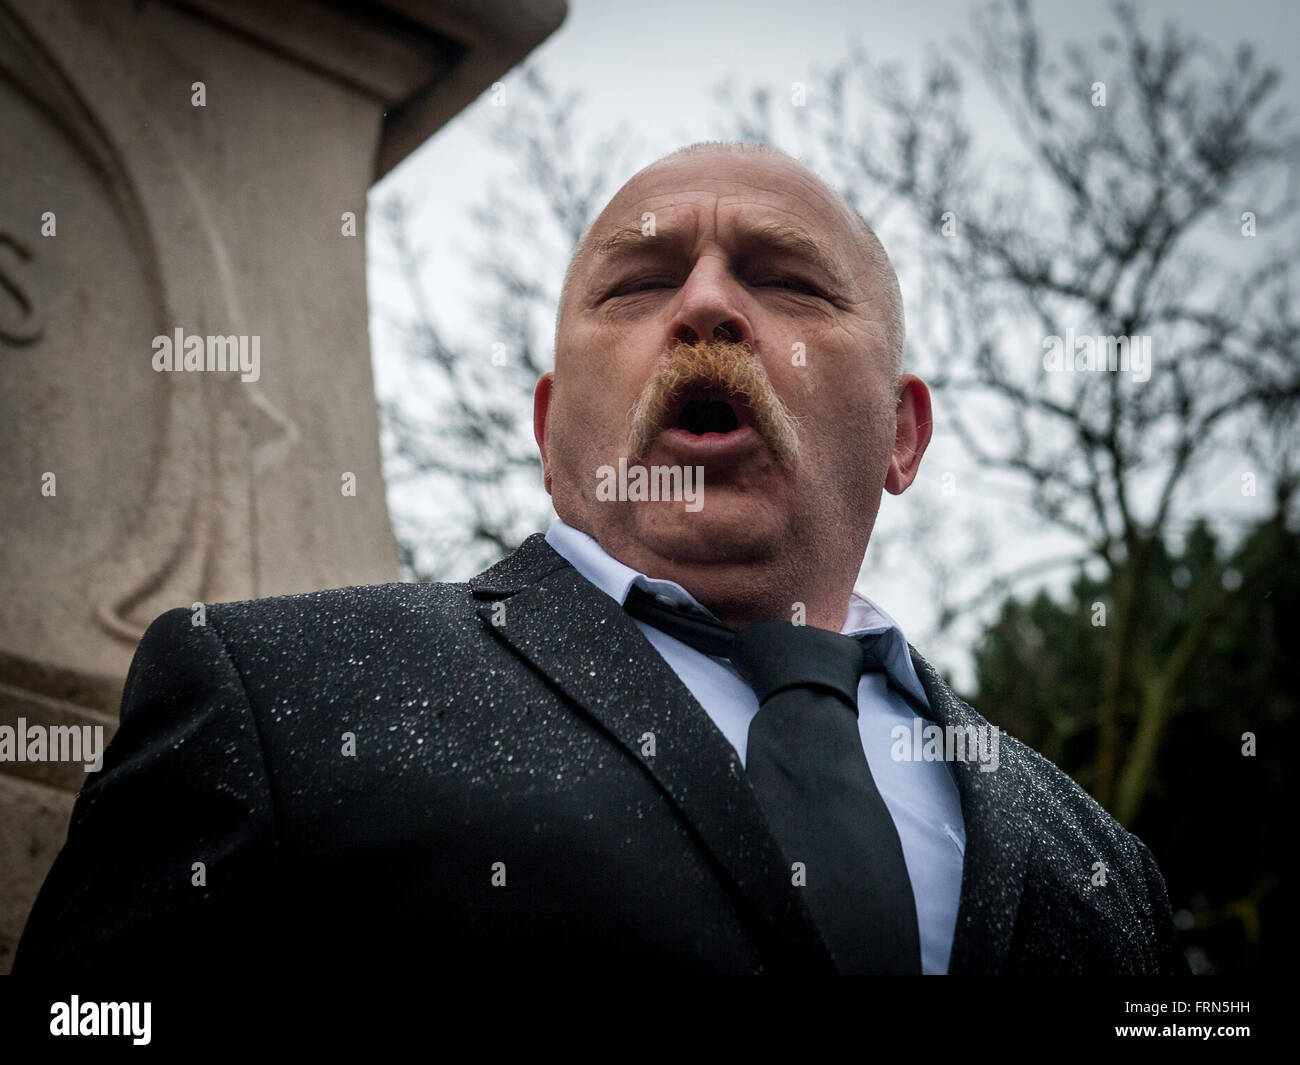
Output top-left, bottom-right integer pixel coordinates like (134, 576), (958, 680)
(130, 580), (485, 720)
(196, 579), (472, 629)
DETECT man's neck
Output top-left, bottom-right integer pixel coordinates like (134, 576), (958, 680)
(562, 519), (858, 633)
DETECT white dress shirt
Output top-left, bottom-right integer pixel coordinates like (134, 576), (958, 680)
(545, 518), (965, 974)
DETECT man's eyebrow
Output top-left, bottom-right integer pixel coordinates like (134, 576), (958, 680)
(737, 221), (848, 283)
(590, 224), (676, 260)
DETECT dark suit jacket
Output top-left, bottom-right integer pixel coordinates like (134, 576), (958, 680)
(15, 534), (1187, 975)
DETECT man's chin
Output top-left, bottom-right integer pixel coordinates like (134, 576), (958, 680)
(629, 495), (784, 564)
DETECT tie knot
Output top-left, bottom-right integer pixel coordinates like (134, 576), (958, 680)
(624, 586), (891, 709)
(729, 622), (869, 711)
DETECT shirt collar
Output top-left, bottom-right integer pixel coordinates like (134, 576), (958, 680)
(544, 517), (929, 708)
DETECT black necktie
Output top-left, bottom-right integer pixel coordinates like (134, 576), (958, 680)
(625, 585), (922, 974)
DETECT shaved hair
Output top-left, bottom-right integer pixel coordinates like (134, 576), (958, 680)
(556, 141), (906, 376)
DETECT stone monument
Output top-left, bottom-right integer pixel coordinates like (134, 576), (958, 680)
(0, 0), (567, 972)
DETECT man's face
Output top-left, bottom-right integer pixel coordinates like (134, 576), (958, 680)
(535, 149), (929, 622)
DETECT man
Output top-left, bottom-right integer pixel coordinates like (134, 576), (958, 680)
(16, 142), (1185, 976)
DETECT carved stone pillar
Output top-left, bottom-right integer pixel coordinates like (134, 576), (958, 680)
(0, 0), (566, 972)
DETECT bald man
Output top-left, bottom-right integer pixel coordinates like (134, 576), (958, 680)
(16, 142), (1186, 977)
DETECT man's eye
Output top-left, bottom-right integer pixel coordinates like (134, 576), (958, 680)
(755, 277), (822, 296)
(609, 279), (673, 297)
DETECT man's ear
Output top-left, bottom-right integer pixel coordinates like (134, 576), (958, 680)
(533, 372), (555, 495)
(884, 374), (932, 495)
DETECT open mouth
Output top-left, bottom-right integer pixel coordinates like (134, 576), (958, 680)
(672, 391), (747, 436)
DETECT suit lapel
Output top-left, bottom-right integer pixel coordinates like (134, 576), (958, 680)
(470, 535), (836, 973)
(909, 648), (1032, 974)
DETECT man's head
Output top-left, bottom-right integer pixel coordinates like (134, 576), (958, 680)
(534, 142), (932, 629)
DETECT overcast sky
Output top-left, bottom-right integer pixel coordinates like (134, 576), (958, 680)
(368, 0), (1299, 685)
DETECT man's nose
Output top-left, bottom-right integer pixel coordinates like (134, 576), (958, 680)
(668, 257), (755, 348)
